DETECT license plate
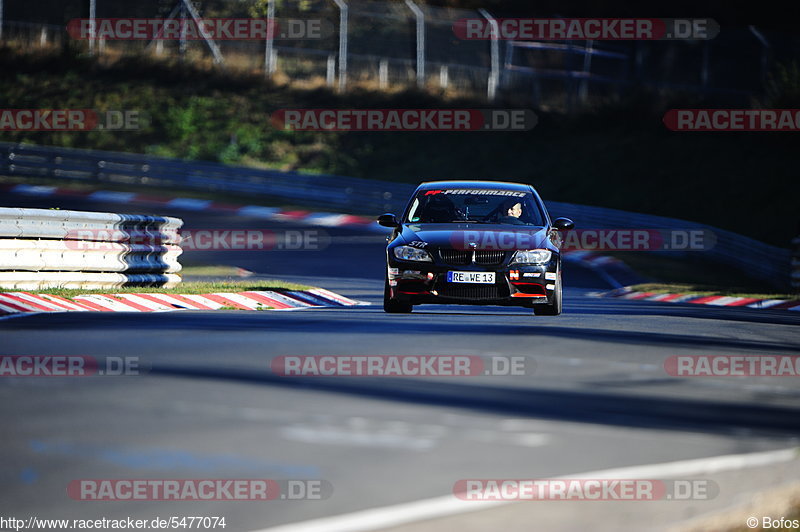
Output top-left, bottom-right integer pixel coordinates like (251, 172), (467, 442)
(446, 271), (496, 284)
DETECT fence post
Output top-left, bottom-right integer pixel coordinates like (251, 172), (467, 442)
(180, 0), (224, 64)
(265, 0), (276, 74)
(179, 1), (187, 59)
(749, 25), (771, 84)
(479, 9), (499, 102)
(566, 41), (576, 113)
(327, 54), (336, 86)
(379, 59), (388, 89)
(792, 234), (800, 293)
(634, 42), (644, 81)
(579, 40), (593, 104)
(405, 0), (425, 88)
(88, 0), (96, 55)
(332, 0), (348, 91)
(701, 41), (710, 88)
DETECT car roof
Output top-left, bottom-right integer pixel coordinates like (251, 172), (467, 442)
(417, 180), (532, 192)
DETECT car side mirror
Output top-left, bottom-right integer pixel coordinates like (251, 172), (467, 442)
(553, 217), (575, 231)
(377, 213), (400, 228)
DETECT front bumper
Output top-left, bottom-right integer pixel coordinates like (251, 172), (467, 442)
(387, 255), (559, 307)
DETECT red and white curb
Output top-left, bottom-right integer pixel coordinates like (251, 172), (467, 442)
(595, 287), (800, 311)
(0, 183), (385, 232)
(0, 288), (368, 317)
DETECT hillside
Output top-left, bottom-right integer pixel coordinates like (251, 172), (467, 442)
(0, 46), (797, 247)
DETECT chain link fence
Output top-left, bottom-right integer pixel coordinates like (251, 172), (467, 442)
(0, 0), (780, 110)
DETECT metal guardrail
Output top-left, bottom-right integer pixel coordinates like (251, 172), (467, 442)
(546, 201), (792, 288)
(0, 141), (792, 289)
(0, 142), (412, 215)
(0, 205), (183, 289)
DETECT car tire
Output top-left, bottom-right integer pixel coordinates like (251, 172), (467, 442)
(384, 277), (413, 313)
(534, 273), (562, 316)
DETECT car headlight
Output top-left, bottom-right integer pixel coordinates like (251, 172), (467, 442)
(511, 249), (552, 264)
(393, 245), (433, 262)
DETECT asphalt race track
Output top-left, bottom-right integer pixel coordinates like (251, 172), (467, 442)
(1, 193), (799, 531)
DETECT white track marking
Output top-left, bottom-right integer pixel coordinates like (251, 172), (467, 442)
(250, 447), (798, 532)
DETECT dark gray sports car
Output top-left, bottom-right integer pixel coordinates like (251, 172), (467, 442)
(378, 180), (574, 315)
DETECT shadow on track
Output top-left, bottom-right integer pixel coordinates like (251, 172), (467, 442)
(573, 299), (800, 327)
(5, 310), (797, 353)
(150, 364), (800, 438)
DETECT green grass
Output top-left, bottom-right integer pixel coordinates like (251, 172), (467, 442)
(626, 283), (796, 300)
(179, 265), (253, 277)
(0, 46), (797, 248)
(17, 279), (311, 299)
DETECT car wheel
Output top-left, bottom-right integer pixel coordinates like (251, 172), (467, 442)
(534, 273), (562, 316)
(384, 276), (413, 313)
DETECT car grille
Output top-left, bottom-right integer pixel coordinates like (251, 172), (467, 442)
(434, 281), (510, 300)
(439, 250), (507, 266)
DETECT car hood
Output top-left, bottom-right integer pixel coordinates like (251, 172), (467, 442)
(397, 223), (558, 251)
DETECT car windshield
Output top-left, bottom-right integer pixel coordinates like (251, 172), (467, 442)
(405, 188), (545, 225)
